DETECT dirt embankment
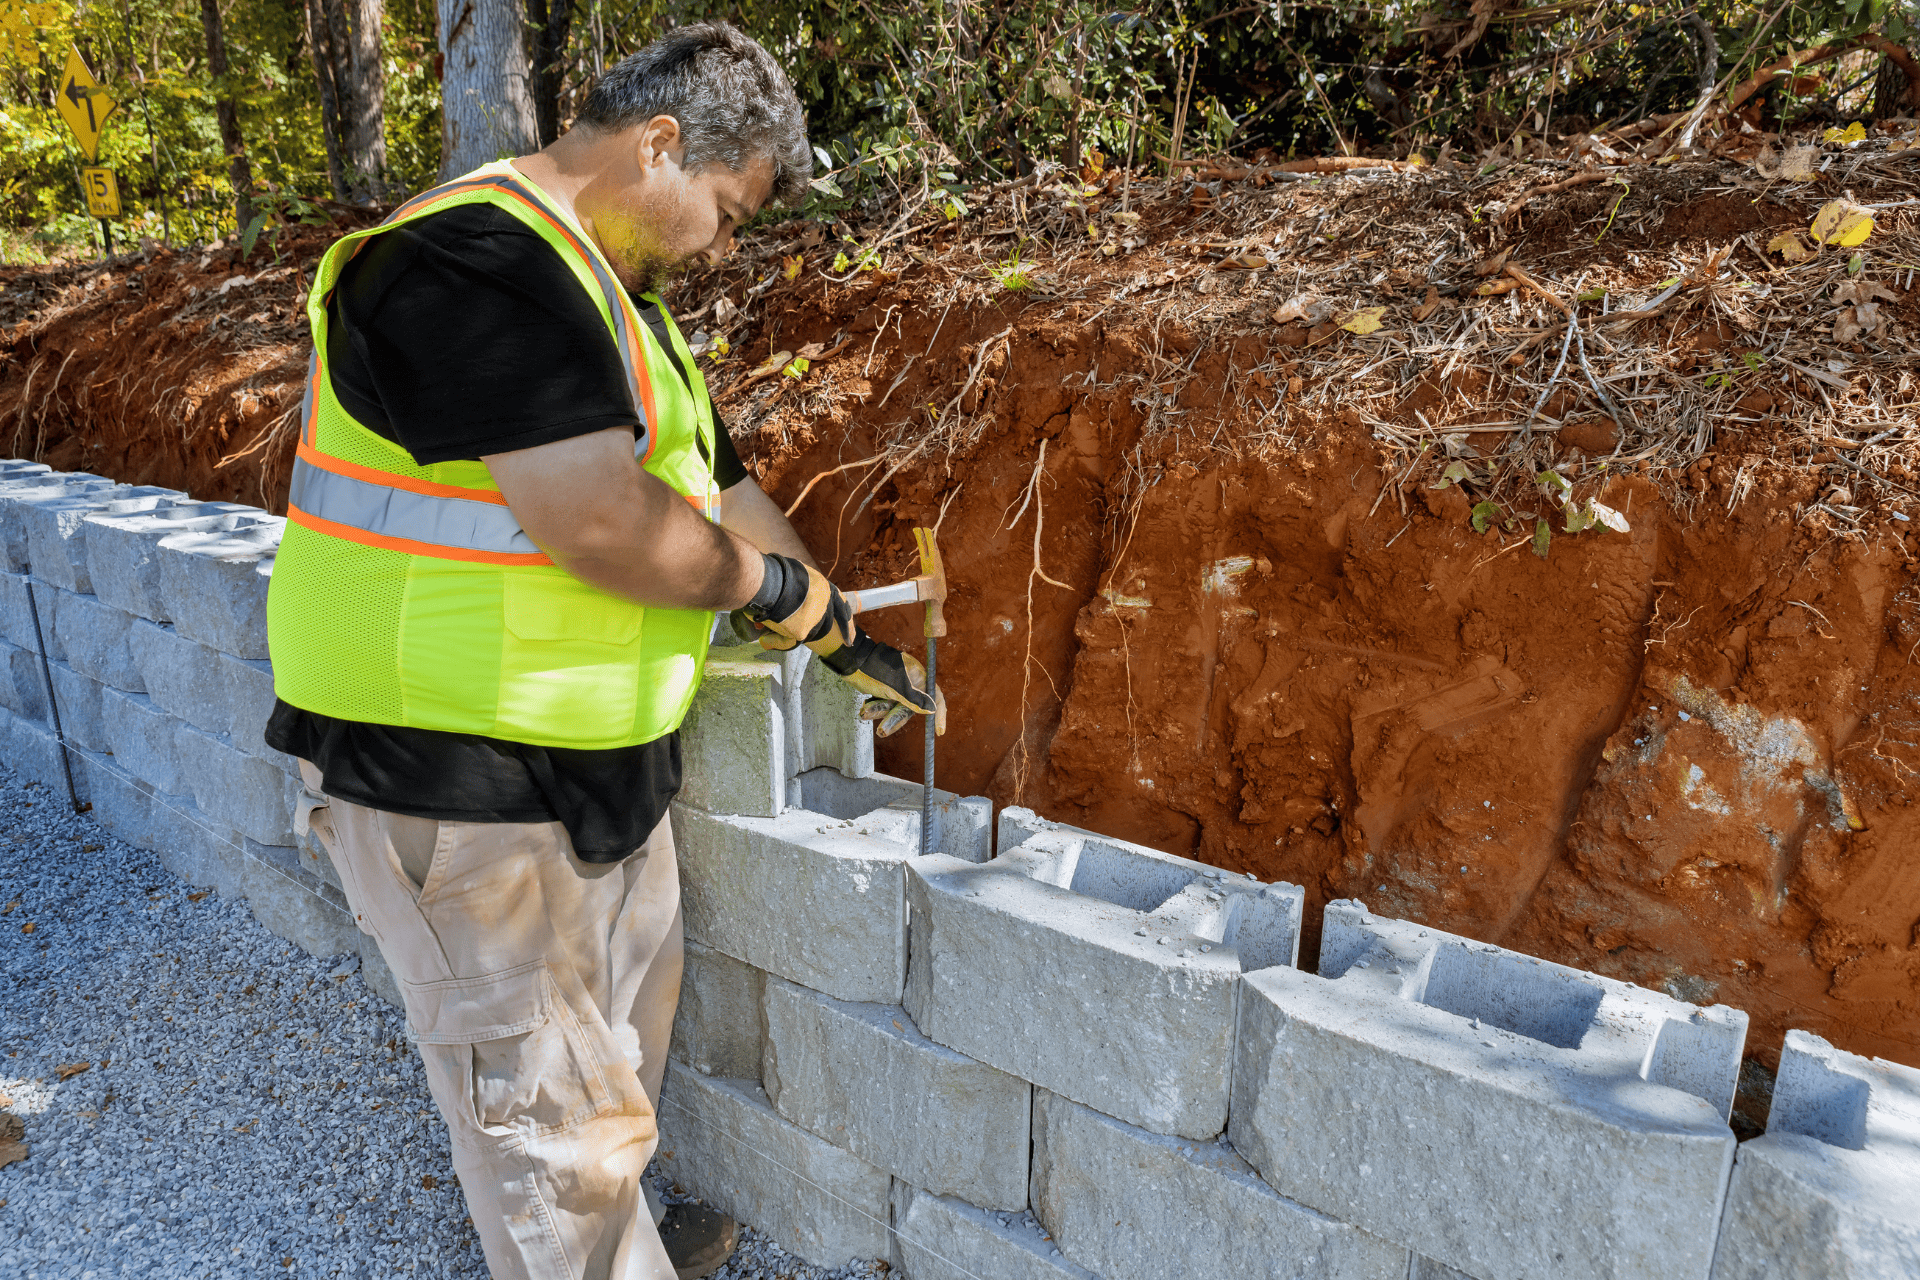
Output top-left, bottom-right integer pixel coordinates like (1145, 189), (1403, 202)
(4, 146), (1917, 1129)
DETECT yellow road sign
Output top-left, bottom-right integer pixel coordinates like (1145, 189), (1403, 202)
(56, 47), (115, 161)
(80, 167), (121, 218)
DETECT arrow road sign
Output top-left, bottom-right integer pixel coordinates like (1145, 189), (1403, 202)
(55, 47), (115, 161)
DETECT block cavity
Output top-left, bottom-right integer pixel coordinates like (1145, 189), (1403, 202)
(1230, 899), (1746, 1280)
(1709, 1029), (1920, 1279)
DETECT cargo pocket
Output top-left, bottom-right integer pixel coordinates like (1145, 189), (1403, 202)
(405, 959), (614, 1147)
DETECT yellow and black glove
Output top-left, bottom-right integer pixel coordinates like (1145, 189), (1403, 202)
(735, 554), (945, 738)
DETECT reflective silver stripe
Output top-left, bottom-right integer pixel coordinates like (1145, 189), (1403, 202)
(289, 457), (544, 556)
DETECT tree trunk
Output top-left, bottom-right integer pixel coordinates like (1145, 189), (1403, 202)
(1871, 47), (1917, 119)
(198, 0), (257, 231)
(305, 0), (350, 201)
(340, 0), (389, 200)
(525, 0), (574, 147)
(437, 0), (538, 179)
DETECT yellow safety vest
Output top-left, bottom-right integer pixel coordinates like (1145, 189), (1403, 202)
(267, 161), (721, 749)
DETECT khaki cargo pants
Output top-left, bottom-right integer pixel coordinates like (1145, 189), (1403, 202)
(298, 762), (683, 1280)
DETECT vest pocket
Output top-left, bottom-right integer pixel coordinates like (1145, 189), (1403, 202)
(502, 573), (643, 645)
(405, 959), (613, 1145)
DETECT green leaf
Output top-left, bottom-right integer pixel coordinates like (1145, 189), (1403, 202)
(1536, 469), (1572, 496)
(1431, 461), (1472, 490)
(239, 212), (267, 260)
(1565, 504), (1594, 533)
(1587, 500), (1631, 533)
(1470, 501), (1501, 533)
(1574, 286), (1607, 303)
(1532, 519), (1552, 558)
(831, 250), (851, 273)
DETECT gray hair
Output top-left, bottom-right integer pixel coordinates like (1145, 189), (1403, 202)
(578, 22), (811, 208)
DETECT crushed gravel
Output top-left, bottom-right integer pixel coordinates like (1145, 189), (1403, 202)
(0, 762), (886, 1279)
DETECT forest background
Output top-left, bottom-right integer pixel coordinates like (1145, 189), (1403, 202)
(0, 0), (1915, 258)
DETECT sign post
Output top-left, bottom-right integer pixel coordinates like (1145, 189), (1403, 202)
(54, 47), (118, 256)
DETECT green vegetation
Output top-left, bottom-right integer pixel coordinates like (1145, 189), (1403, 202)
(0, 0), (1914, 253)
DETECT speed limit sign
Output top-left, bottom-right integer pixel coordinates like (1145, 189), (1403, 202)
(80, 166), (121, 217)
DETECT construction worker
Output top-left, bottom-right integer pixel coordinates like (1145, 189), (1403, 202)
(264, 23), (941, 1280)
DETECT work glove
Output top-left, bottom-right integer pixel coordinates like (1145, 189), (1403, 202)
(737, 553), (946, 738)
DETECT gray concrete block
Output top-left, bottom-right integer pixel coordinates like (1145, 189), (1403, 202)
(75, 748), (155, 849)
(129, 619), (231, 735)
(893, 1186), (1097, 1280)
(1709, 1030), (1920, 1280)
(0, 572), (61, 657)
(101, 688), (183, 795)
(1031, 1090), (1407, 1280)
(0, 637), (48, 721)
(671, 803), (911, 1004)
(0, 707), (90, 802)
(678, 648), (786, 817)
(240, 839), (358, 958)
(155, 518), (282, 658)
(797, 643), (873, 778)
(219, 651), (292, 769)
(0, 475), (115, 572)
(23, 487), (184, 593)
(142, 785), (247, 898)
(670, 938), (769, 1082)
(1410, 1258), (1478, 1280)
(655, 1066), (892, 1268)
(0, 461), (52, 479)
(47, 660), (109, 753)
(763, 978), (1030, 1210)
(799, 767), (993, 862)
(298, 824), (343, 895)
(51, 589), (144, 691)
(84, 503), (256, 620)
(174, 721), (298, 847)
(1229, 900), (1745, 1280)
(904, 835), (1304, 1139)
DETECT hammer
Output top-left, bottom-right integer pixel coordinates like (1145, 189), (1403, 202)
(848, 527), (946, 857)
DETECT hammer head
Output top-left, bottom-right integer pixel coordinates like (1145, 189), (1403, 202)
(913, 527), (947, 639)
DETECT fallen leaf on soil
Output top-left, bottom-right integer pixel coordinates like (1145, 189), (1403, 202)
(1, 899), (15, 913)
(19, 922), (32, 934)
(1271, 296), (1333, 325)
(0, 1113), (24, 1169)
(1833, 303), (1887, 343)
(1821, 122), (1866, 145)
(793, 342), (827, 360)
(56, 1063), (92, 1080)
(1833, 280), (1896, 307)
(1811, 200), (1874, 248)
(1413, 286), (1440, 322)
(1218, 252), (1269, 269)
(781, 256), (802, 281)
(1473, 247), (1513, 277)
(1767, 230), (1816, 263)
(1339, 307), (1388, 335)
(215, 275), (253, 295)
(749, 350), (794, 378)
(422, 1175), (438, 1189)
(1778, 145), (1820, 181)
(187, 890), (208, 902)
(795, 224), (825, 249)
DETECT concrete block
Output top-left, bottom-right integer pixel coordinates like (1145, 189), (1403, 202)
(0, 461), (52, 479)
(0, 637), (49, 720)
(0, 572), (61, 657)
(142, 785), (247, 898)
(297, 823), (343, 895)
(763, 978), (1030, 1209)
(797, 643), (873, 778)
(799, 767), (993, 862)
(101, 688), (183, 795)
(51, 589), (144, 691)
(84, 503), (256, 620)
(678, 648), (785, 817)
(0, 708), (90, 802)
(893, 1186), (1097, 1280)
(154, 518), (283, 659)
(23, 487), (184, 593)
(47, 660), (109, 753)
(1228, 900), (1745, 1280)
(671, 803), (911, 1004)
(904, 834), (1305, 1139)
(219, 651), (292, 769)
(1409, 1258), (1477, 1280)
(240, 839), (358, 958)
(1709, 1030), (1920, 1280)
(655, 1066), (892, 1267)
(174, 721), (298, 847)
(1031, 1090), (1407, 1280)
(128, 619), (231, 735)
(670, 938), (769, 1082)
(74, 748), (155, 848)
(0, 474), (115, 572)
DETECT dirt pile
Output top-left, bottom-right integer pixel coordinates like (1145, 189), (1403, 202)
(3, 136), (1917, 1124)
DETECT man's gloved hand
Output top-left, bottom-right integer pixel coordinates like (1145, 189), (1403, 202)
(738, 553), (946, 738)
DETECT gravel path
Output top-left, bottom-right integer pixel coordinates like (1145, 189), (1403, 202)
(0, 763), (886, 1280)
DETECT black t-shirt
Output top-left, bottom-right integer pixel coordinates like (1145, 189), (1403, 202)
(266, 202), (747, 861)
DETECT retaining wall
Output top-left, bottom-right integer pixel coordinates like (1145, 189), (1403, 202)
(2, 458), (1912, 1280)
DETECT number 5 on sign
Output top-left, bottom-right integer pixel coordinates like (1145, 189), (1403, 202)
(81, 168), (121, 217)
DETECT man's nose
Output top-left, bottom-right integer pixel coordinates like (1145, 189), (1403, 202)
(701, 233), (735, 266)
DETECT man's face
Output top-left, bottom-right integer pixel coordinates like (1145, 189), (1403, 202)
(589, 116), (775, 293)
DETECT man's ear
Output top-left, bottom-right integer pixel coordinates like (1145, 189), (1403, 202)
(634, 114), (685, 171)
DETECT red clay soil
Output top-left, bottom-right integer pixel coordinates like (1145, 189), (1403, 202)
(4, 150), (1917, 1132)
